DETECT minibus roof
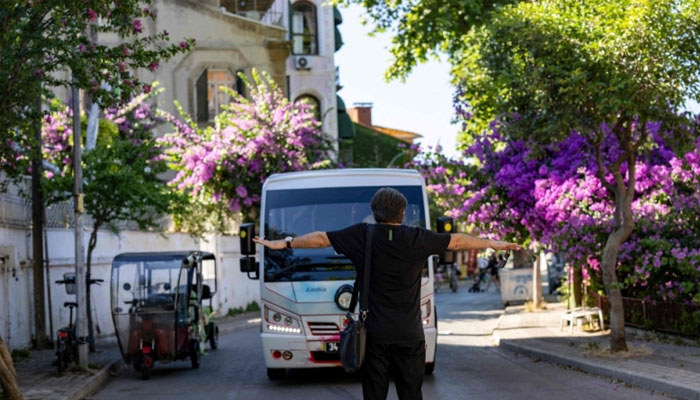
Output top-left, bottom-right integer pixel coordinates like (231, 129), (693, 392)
(263, 168), (424, 191)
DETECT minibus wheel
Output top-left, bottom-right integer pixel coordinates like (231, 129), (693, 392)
(267, 368), (285, 380)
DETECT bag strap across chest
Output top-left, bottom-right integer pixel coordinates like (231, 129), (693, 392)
(349, 224), (374, 320)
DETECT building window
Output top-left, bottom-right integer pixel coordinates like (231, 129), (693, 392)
(295, 94), (321, 122)
(195, 69), (235, 122)
(292, 2), (318, 55)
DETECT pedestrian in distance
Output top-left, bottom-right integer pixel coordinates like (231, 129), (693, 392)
(254, 187), (521, 400)
(484, 253), (502, 292)
(470, 256), (490, 293)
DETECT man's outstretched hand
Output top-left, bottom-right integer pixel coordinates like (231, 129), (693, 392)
(490, 240), (523, 251)
(252, 236), (285, 250)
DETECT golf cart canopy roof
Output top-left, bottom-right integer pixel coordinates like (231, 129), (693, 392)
(112, 251), (216, 263)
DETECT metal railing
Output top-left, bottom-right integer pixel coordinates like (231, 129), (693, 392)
(221, 0), (286, 28)
(0, 184), (171, 231)
(0, 191), (30, 228)
(595, 293), (700, 337)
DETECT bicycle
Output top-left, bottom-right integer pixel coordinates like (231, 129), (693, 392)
(55, 278), (78, 374)
(54, 276), (104, 373)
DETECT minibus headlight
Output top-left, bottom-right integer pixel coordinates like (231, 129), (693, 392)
(264, 305), (302, 334)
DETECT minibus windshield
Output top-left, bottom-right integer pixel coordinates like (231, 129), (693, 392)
(264, 185), (426, 282)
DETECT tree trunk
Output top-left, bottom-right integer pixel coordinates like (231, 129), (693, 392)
(600, 229), (629, 352)
(0, 335), (16, 380)
(532, 251), (542, 308)
(592, 121), (640, 353)
(31, 96), (48, 349)
(573, 265), (583, 307)
(0, 335), (23, 400)
(86, 227), (98, 352)
(512, 249), (531, 269)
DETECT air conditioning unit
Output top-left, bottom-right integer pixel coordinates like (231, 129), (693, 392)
(294, 56), (312, 70)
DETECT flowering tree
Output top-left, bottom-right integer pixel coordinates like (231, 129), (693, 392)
(0, 0), (193, 179)
(159, 70), (334, 234)
(411, 118), (700, 315)
(38, 89), (177, 351)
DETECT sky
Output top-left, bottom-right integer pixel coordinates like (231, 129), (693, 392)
(334, 4), (460, 158)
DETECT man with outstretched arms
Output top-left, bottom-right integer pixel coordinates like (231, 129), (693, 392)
(255, 187), (521, 400)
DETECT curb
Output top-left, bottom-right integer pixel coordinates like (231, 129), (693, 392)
(497, 338), (700, 400)
(67, 358), (123, 400)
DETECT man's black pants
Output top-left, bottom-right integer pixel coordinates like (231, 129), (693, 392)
(361, 338), (426, 400)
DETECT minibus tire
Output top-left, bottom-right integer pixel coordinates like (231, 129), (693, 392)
(425, 306), (437, 376)
(425, 362), (435, 375)
(267, 368), (285, 380)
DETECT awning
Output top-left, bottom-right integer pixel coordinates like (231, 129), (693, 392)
(336, 94), (347, 112)
(334, 26), (343, 52)
(333, 6), (343, 25)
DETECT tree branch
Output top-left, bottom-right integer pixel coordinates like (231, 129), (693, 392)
(594, 138), (616, 197)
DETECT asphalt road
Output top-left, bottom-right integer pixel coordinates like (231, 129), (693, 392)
(93, 288), (670, 400)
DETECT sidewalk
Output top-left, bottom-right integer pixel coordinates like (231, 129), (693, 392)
(494, 302), (700, 400)
(14, 337), (121, 400)
(11, 312), (261, 400)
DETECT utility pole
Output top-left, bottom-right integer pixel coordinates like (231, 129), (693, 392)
(31, 96), (48, 348)
(532, 248), (543, 309)
(71, 78), (88, 368)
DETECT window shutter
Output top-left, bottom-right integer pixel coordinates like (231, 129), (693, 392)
(196, 70), (208, 122)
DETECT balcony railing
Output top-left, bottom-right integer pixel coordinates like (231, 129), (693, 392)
(220, 0), (287, 28)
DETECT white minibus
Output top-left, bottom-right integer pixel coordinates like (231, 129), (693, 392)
(240, 169), (438, 379)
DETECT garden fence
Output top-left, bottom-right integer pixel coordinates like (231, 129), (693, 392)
(594, 293), (700, 337)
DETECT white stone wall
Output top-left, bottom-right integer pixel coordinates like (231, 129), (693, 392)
(0, 226), (259, 350)
(286, 0), (339, 145)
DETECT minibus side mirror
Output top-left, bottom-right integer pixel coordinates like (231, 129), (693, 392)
(201, 284), (212, 300)
(240, 257), (259, 280)
(240, 223), (256, 256)
(436, 216), (455, 265)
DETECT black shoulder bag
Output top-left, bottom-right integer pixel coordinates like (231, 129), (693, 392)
(340, 224), (374, 373)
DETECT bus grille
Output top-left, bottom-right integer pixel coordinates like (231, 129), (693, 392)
(308, 322), (339, 336)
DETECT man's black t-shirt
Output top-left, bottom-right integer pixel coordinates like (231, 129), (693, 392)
(327, 223), (451, 344)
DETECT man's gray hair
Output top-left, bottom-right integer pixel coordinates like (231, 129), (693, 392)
(370, 187), (407, 224)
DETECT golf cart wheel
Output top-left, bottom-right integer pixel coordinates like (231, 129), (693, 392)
(191, 339), (201, 369)
(56, 352), (66, 374)
(267, 368), (285, 380)
(140, 365), (151, 380)
(208, 322), (219, 350)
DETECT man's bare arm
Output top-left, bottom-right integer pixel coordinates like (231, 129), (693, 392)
(253, 231), (331, 250)
(447, 233), (522, 252)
